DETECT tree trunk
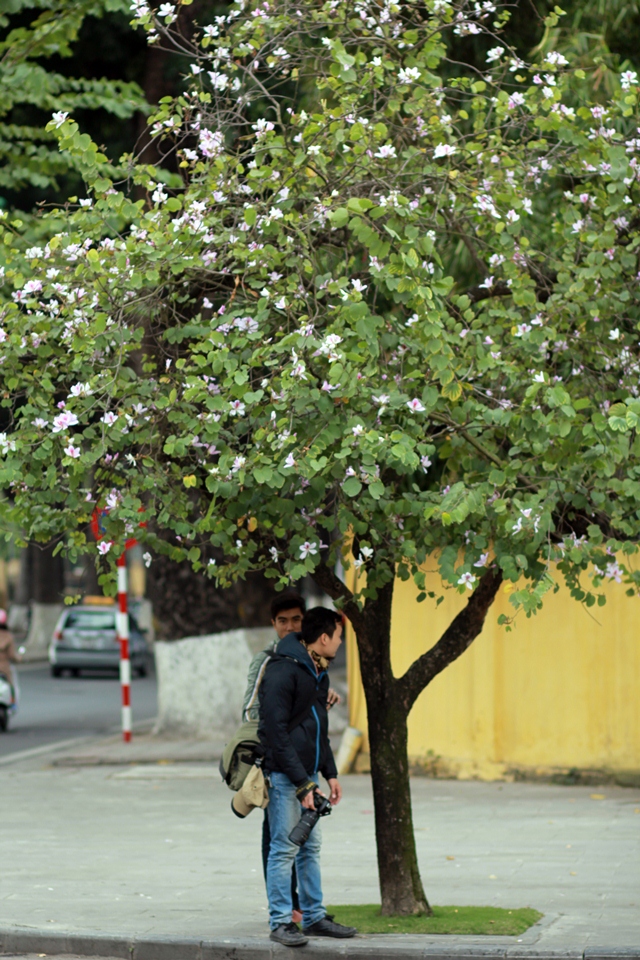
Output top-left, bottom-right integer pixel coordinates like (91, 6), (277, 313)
(24, 541), (65, 660)
(313, 560), (504, 917)
(357, 578), (430, 915)
(146, 553), (273, 640)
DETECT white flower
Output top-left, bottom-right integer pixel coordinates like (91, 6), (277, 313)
(457, 572), (477, 590)
(621, 70), (637, 89)
(406, 314), (419, 327)
(544, 51), (568, 66)
(0, 433), (16, 455)
(64, 444), (81, 459)
(32, 418), (48, 429)
(51, 111), (69, 128)
(231, 455), (246, 473)
(52, 411), (79, 433)
(158, 2), (176, 20)
(151, 183), (167, 204)
(143, 552), (152, 568)
(474, 553), (490, 567)
(406, 398), (426, 413)
(269, 547), (278, 562)
(361, 546), (374, 559)
(421, 455), (432, 471)
(352, 424), (365, 436)
(398, 66), (421, 83)
(284, 452), (296, 469)
(506, 209), (520, 223)
(234, 316), (259, 333)
(299, 541), (318, 559)
(433, 143), (457, 159)
(486, 46), (504, 62)
(609, 328), (621, 341)
(351, 278), (367, 292)
(97, 541), (112, 555)
(101, 412), (119, 426)
(322, 380), (338, 392)
(373, 394), (390, 408)
(508, 92), (526, 109)
(229, 400), (246, 416)
(208, 557), (217, 567)
(533, 372), (546, 383)
(375, 144), (397, 159)
(69, 382), (93, 398)
(275, 297), (287, 309)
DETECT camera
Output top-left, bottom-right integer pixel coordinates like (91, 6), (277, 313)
(289, 790), (332, 847)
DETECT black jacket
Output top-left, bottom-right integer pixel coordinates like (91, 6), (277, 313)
(258, 632), (337, 787)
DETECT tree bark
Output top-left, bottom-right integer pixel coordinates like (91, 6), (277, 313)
(313, 561), (504, 916)
(313, 564), (429, 915)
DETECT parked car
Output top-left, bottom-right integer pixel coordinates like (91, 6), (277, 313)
(49, 602), (150, 678)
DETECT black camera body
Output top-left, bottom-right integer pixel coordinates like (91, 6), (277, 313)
(289, 790), (332, 847)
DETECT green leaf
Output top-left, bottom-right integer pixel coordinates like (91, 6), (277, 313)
(342, 477), (362, 497)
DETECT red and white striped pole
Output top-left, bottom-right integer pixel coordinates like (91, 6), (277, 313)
(116, 553), (131, 743)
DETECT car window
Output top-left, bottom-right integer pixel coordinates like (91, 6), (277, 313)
(64, 610), (115, 630)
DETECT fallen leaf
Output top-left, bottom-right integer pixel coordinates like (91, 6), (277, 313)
(590, 793), (605, 800)
(570, 871), (577, 876)
(446, 855), (455, 860)
(489, 874), (497, 879)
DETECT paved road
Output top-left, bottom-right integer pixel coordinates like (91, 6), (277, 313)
(0, 662), (157, 759)
(1, 763), (638, 950)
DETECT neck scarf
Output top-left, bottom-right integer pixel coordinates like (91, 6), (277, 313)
(307, 647), (330, 672)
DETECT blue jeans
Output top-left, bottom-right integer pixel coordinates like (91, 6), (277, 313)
(266, 772), (326, 930)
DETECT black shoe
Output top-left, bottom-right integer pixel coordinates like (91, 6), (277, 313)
(303, 916), (357, 938)
(270, 922), (309, 947)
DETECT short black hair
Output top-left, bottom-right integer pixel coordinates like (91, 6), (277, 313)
(271, 591), (306, 621)
(301, 606), (343, 645)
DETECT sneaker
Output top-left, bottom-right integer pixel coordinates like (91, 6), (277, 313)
(270, 922), (309, 947)
(292, 909), (303, 924)
(303, 916), (357, 938)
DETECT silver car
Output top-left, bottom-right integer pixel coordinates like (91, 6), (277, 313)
(49, 604), (150, 678)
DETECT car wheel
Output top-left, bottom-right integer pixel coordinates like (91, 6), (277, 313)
(136, 663), (148, 678)
(0, 705), (7, 732)
(70, 668), (80, 678)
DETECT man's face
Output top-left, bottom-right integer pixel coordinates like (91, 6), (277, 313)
(321, 621), (343, 660)
(272, 606), (304, 640)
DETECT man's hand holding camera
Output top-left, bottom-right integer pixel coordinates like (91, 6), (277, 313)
(301, 778), (341, 810)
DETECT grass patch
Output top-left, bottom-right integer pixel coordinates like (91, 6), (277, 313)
(326, 904), (542, 936)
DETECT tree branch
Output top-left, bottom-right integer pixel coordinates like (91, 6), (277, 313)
(397, 566), (503, 712)
(312, 560), (364, 631)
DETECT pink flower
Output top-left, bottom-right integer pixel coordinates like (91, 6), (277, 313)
(406, 398), (426, 413)
(64, 444), (81, 459)
(97, 541), (112, 555)
(51, 411), (79, 433)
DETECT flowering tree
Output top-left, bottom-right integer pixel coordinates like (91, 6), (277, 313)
(2, 0), (640, 915)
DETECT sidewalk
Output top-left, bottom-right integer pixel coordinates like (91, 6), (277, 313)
(1, 732), (639, 960)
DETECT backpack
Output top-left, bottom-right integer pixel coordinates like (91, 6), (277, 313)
(219, 686), (322, 792)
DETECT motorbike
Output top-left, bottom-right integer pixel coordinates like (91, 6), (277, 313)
(0, 668), (20, 733)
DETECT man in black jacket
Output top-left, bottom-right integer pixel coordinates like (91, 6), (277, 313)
(259, 607), (357, 947)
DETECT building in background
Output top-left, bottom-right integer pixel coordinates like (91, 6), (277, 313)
(347, 568), (640, 782)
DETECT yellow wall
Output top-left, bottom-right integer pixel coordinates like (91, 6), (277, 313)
(347, 569), (640, 778)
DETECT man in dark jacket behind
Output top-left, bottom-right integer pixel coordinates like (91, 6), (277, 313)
(259, 607), (357, 947)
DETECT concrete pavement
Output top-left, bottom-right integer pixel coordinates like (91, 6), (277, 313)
(1, 734), (639, 960)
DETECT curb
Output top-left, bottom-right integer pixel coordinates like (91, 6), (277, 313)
(0, 930), (639, 960)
